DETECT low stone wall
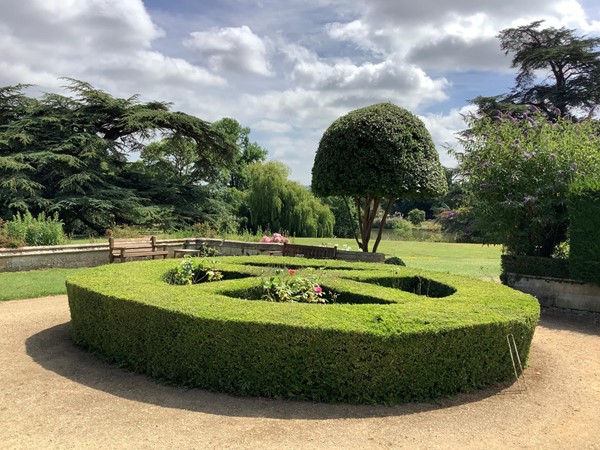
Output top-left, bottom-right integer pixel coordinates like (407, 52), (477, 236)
(0, 238), (384, 272)
(0, 243), (109, 272)
(505, 273), (600, 313)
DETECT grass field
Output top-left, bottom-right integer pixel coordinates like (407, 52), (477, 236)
(295, 237), (502, 280)
(0, 239), (502, 301)
(0, 268), (83, 301)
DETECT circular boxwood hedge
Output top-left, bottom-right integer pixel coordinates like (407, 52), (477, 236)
(67, 256), (539, 404)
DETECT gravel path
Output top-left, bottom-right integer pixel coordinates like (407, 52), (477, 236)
(1, 295), (599, 449)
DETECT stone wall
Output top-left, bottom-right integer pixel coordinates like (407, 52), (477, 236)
(505, 273), (600, 313)
(0, 238), (384, 272)
(0, 243), (109, 272)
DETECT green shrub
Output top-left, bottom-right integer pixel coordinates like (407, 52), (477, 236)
(0, 220), (26, 248)
(385, 256), (406, 266)
(407, 209), (426, 226)
(435, 207), (480, 243)
(568, 179), (600, 285)
(164, 257), (223, 285)
(67, 256), (539, 405)
(500, 255), (570, 282)
(393, 218), (413, 237)
(5, 211), (66, 246)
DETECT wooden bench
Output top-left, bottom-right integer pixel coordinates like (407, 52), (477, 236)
(282, 243), (337, 260)
(108, 236), (169, 263)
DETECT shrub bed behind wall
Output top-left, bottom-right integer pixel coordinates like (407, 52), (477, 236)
(500, 255), (570, 283)
(67, 256), (539, 405)
(569, 180), (600, 286)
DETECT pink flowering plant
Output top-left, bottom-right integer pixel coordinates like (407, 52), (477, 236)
(260, 232), (289, 243)
(260, 268), (331, 303)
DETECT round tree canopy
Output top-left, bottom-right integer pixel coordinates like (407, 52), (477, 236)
(312, 103), (447, 199)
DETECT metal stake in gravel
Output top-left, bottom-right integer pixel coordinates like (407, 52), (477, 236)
(507, 333), (527, 392)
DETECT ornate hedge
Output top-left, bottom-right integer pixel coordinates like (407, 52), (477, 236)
(67, 256), (539, 404)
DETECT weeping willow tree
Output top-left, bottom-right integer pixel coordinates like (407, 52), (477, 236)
(246, 161), (334, 237)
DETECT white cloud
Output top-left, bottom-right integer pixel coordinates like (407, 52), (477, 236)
(2, 0), (163, 53)
(91, 51), (226, 88)
(277, 43), (449, 114)
(252, 120), (294, 134)
(0, 0), (227, 103)
(324, 0), (600, 72)
(184, 26), (272, 76)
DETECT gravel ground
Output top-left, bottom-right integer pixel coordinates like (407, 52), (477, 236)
(1, 295), (599, 449)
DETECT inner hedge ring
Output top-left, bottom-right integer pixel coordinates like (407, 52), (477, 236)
(67, 255), (539, 404)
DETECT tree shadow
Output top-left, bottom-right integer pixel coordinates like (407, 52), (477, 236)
(25, 322), (522, 420)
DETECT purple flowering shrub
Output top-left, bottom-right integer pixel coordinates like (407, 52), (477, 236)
(456, 110), (600, 256)
(435, 207), (479, 242)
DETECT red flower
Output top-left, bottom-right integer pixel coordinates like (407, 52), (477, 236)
(289, 269), (295, 275)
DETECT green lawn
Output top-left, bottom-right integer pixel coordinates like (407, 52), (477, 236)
(0, 268), (83, 301)
(294, 237), (502, 280)
(0, 239), (502, 302)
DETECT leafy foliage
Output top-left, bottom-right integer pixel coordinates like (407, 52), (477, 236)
(457, 109), (600, 256)
(211, 118), (268, 191)
(407, 209), (426, 226)
(247, 161), (334, 237)
(384, 256), (406, 266)
(434, 207), (480, 243)
(568, 179), (600, 285)
(312, 103), (447, 252)
(260, 268), (331, 303)
(472, 20), (600, 118)
(0, 79), (235, 234)
(500, 255), (570, 283)
(164, 257), (223, 285)
(4, 211), (66, 246)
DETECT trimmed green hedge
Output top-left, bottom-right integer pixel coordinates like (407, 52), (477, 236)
(500, 255), (570, 282)
(67, 256), (539, 405)
(568, 180), (600, 286)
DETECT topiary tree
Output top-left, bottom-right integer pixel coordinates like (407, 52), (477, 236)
(312, 103), (447, 252)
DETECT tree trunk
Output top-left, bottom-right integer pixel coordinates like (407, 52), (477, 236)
(372, 198), (394, 253)
(357, 196), (380, 252)
(344, 196), (361, 251)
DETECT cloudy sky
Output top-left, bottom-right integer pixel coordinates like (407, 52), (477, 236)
(1, 0), (600, 184)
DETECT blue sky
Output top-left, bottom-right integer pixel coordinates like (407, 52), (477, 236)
(1, 0), (599, 184)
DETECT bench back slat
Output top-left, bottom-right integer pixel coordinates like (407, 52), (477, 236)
(108, 236), (167, 262)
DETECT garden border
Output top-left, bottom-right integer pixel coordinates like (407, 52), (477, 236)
(67, 256), (539, 404)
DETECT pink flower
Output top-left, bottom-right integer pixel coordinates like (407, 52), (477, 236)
(260, 236), (272, 243)
(314, 286), (323, 293)
(289, 269), (295, 275)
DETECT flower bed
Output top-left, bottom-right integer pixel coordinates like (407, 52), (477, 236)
(67, 256), (539, 404)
